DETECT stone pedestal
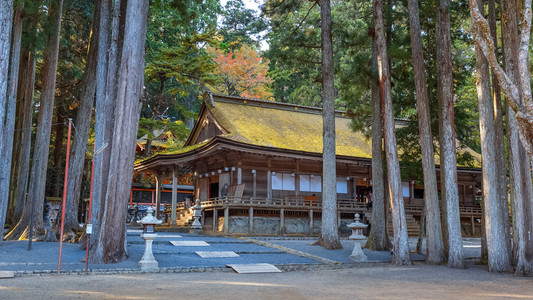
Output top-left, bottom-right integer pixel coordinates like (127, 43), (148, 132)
(190, 199), (203, 234)
(138, 207), (162, 271)
(347, 213), (368, 262)
(138, 233), (158, 270)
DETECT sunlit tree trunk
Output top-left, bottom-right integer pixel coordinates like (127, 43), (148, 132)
(317, 0), (342, 250)
(97, 0), (149, 263)
(436, 0), (465, 268)
(500, 0), (532, 275)
(365, 37), (390, 251)
(473, 0), (512, 274)
(90, 0), (119, 263)
(374, 0), (411, 265)
(407, 0), (445, 264)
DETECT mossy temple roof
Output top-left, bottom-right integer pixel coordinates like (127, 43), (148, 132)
(135, 93), (481, 168)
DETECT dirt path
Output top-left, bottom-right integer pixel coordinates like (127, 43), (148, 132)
(1, 263), (532, 299)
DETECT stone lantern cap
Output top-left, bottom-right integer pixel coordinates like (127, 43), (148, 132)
(347, 213), (367, 240)
(140, 206), (163, 225)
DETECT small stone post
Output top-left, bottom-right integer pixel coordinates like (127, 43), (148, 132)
(190, 199), (203, 234)
(347, 213), (368, 261)
(138, 207), (163, 271)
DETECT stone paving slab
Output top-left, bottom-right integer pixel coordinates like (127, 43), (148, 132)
(170, 241), (210, 246)
(227, 263), (282, 273)
(196, 251), (239, 258)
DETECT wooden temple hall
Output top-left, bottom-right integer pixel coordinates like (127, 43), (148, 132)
(134, 93), (483, 237)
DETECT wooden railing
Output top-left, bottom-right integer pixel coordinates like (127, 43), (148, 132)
(198, 196), (482, 216)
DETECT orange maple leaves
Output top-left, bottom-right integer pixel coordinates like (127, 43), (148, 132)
(208, 44), (273, 100)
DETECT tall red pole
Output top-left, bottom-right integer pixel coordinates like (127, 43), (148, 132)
(57, 118), (72, 275)
(85, 151), (95, 273)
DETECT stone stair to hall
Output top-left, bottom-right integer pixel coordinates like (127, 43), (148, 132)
(386, 213), (420, 237)
(175, 208), (195, 227)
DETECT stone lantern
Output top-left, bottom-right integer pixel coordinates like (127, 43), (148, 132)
(190, 199), (203, 234)
(347, 213), (368, 261)
(138, 206), (162, 271)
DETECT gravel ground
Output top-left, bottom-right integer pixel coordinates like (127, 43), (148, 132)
(1, 262), (532, 299)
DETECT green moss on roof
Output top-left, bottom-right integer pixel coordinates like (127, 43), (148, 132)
(211, 101), (373, 158)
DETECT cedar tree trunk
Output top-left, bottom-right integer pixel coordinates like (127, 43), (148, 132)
(317, 0), (342, 250)
(436, 0), (465, 268)
(374, 0), (411, 265)
(407, 0), (445, 264)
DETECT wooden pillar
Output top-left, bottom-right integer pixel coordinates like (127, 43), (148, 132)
(201, 210), (205, 226)
(252, 170), (257, 198)
(309, 209), (314, 235)
(249, 207), (254, 233)
(171, 167), (177, 225)
(280, 208), (285, 235)
(267, 170), (272, 202)
(409, 181), (414, 201)
(224, 206), (229, 233)
(471, 215), (475, 237)
(237, 167), (242, 185)
(295, 174), (300, 196)
(337, 210), (341, 228)
(213, 209), (218, 232)
(155, 175), (161, 219)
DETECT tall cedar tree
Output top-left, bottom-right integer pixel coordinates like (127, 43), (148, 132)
(89, 0), (115, 263)
(6, 0), (64, 241)
(470, 0), (533, 275)
(436, 0), (465, 268)
(318, 0), (342, 250)
(63, 1), (99, 237)
(94, 0), (149, 263)
(364, 37), (390, 251)
(0, 0), (15, 242)
(407, 0), (444, 264)
(373, 0), (411, 265)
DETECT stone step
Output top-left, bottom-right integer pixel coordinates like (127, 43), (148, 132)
(226, 263), (282, 274)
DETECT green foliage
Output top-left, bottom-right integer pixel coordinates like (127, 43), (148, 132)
(219, 0), (268, 50)
(143, 0), (222, 124)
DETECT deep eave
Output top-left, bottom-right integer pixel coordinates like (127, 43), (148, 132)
(134, 135), (371, 172)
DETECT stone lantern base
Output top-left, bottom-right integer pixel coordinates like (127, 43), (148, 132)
(349, 241), (368, 262)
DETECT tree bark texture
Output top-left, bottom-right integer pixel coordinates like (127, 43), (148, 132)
(52, 113), (64, 198)
(7, 4), (25, 222)
(473, 0), (513, 274)
(407, 0), (445, 265)
(7, 0), (64, 240)
(365, 37), (390, 251)
(98, 0), (149, 263)
(318, 0), (342, 250)
(373, 0), (411, 265)
(488, 0), (508, 246)
(501, 0), (533, 275)
(470, 0), (533, 157)
(64, 3), (100, 234)
(0, 0), (15, 242)
(437, 0), (465, 268)
(89, 0), (119, 263)
(12, 50), (36, 225)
